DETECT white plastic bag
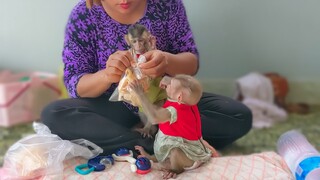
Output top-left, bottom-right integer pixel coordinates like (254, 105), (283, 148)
(1, 122), (103, 180)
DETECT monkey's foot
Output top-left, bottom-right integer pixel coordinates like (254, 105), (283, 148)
(133, 127), (155, 138)
(134, 145), (154, 159)
(162, 170), (177, 179)
(134, 145), (149, 157)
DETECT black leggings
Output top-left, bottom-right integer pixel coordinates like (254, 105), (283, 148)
(41, 92), (252, 155)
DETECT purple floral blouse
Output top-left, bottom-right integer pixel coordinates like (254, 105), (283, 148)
(63, 0), (198, 103)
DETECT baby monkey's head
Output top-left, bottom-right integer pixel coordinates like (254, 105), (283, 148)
(166, 74), (202, 105)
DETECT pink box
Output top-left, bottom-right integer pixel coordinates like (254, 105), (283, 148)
(0, 71), (61, 127)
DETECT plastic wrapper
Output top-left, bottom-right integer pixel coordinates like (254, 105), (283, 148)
(109, 67), (167, 108)
(1, 122), (103, 180)
(109, 55), (156, 107)
(109, 55), (166, 107)
(115, 68), (150, 106)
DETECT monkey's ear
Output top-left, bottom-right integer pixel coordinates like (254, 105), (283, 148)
(177, 94), (183, 104)
(149, 35), (157, 50)
(86, 0), (101, 9)
(178, 90), (187, 104)
(124, 35), (130, 45)
(86, 0), (93, 8)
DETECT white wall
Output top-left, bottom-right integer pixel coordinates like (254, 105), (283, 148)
(184, 0), (320, 81)
(0, 0), (78, 72)
(1, 0), (320, 83)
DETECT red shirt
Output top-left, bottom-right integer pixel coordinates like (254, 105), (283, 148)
(160, 100), (202, 140)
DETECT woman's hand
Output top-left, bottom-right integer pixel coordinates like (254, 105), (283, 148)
(105, 50), (134, 83)
(139, 50), (168, 78)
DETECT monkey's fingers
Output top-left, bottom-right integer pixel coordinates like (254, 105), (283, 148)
(137, 155), (146, 158)
(211, 149), (221, 157)
(162, 170), (177, 179)
(134, 145), (151, 158)
(134, 145), (144, 149)
(142, 132), (154, 139)
(134, 145), (144, 153)
(133, 127), (151, 139)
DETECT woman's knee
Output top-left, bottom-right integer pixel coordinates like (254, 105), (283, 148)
(40, 100), (65, 125)
(239, 102), (253, 134)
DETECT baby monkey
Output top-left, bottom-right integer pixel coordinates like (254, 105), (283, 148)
(124, 24), (166, 138)
(129, 74), (218, 179)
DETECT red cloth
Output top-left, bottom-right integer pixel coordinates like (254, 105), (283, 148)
(159, 100), (202, 140)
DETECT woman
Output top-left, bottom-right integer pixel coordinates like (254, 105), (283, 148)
(41, 0), (252, 155)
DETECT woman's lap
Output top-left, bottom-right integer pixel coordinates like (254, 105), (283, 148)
(199, 92), (252, 149)
(40, 92), (252, 153)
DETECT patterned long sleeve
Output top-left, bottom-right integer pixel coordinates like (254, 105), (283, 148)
(62, 4), (97, 98)
(167, 0), (199, 57)
(61, 0), (199, 109)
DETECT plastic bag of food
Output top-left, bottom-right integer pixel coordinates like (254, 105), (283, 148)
(1, 122), (103, 180)
(109, 56), (150, 107)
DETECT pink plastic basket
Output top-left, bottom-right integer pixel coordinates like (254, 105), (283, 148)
(0, 71), (61, 127)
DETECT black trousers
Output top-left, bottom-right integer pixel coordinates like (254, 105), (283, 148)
(41, 92), (252, 155)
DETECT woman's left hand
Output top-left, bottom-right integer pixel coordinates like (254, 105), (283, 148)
(139, 50), (168, 78)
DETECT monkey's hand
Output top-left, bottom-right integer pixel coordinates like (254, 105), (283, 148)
(128, 79), (145, 96)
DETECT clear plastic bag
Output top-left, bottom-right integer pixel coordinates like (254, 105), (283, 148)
(109, 55), (151, 107)
(1, 122), (103, 180)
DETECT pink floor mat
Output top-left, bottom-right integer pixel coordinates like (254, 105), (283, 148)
(1, 151), (293, 180)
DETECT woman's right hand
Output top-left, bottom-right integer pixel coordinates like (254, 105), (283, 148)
(105, 50), (134, 83)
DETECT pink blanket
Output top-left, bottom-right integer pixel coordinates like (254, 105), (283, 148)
(1, 151), (292, 180)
